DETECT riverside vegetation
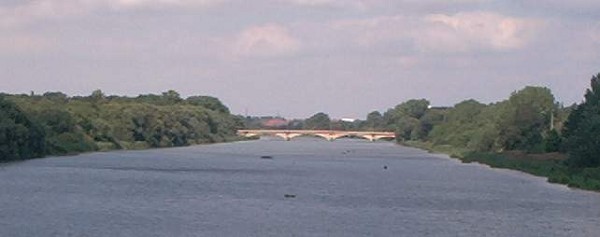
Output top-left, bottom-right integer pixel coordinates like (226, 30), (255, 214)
(239, 75), (600, 192)
(3, 75), (600, 191)
(0, 90), (243, 162)
(354, 73), (600, 191)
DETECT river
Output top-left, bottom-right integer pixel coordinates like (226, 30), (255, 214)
(1, 137), (599, 236)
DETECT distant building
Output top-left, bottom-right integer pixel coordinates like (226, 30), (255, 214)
(262, 118), (288, 128)
(340, 118), (357, 122)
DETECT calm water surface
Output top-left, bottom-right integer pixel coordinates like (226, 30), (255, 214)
(1, 138), (599, 236)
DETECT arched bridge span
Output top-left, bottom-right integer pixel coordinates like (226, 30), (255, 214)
(237, 130), (396, 141)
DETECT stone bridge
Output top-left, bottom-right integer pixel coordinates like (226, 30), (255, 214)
(237, 130), (396, 141)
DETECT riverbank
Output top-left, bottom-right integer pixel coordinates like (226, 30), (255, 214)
(94, 135), (251, 152)
(1, 92), (244, 163)
(0, 135), (253, 164)
(402, 141), (600, 192)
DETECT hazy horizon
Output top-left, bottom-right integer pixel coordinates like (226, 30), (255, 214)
(2, 0), (599, 118)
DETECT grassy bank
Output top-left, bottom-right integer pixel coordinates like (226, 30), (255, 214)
(402, 141), (600, 192)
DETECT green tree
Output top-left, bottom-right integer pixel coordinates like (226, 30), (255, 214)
(419, 108), (447, 139)
(162, 90), (182, 104)
(136, 90), (182, 106)
(427, 100), (501, 152)
(384, 99), (430, 140)
(33, 107), (96, 154)
(303, 112), (331, 130)
(563, 73), (600, 167)
(392, 99), (430, 120)
(497, 86), (556, 152)
(186, 96), (230, 113)
(90, 89), (106, 103)
(364, 111), (384, 130)
(543, 129), (562, 152)
(0, 97), (46, 161)
(1, 90), (241, 158)
(42, 92), (68, 103)
(395, 116), (420, 141)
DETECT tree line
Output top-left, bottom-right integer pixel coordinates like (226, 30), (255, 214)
(8, 73), (596, 172)
(0, 90), (243, 162)
(264, 73), (599, 172)
(361, 73), (600, 171)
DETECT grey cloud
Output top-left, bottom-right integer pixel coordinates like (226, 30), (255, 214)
(0, 0), (226, 28)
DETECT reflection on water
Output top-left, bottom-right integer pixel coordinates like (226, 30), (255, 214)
(1, 137), (599, 236)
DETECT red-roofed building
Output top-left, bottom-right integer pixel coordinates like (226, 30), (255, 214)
(262, 118), (288, 128)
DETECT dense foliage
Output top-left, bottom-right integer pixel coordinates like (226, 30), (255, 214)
(0, 97), (45, 161)
(303, 112), (331, 130)
(368, 86), (564, 154)
(562, 73), (600, 168)
(0, 91), (242, 162)
(367, 74), (600, 190)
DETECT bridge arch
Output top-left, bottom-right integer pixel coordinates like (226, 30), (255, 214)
(273, 132), (304, 141)
(237, 130), (395, 142)
(355, 134), (397, 141)
(279, 133), (333, 141)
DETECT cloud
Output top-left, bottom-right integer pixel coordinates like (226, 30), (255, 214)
(280, 0), (336, 6)
(330, 15), (416, 46)
(0, 0), (87, 28)
(276, 0), (373, 9)
(329, 11), (540, 53)
(278, 0), (487, 9)
(231, 23), (301, 58)
(102, 0), (226, 10)
(0, 0), (224, 28)
(520, 0), (600, 15)
(423, 11), (540, 51)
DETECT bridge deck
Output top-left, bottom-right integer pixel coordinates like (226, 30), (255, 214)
(237, 129), (395, 141)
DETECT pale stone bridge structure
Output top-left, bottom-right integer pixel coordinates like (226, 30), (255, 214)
(237, 129), (396, 141)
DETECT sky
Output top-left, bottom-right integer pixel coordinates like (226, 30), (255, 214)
(1, 0), (600, 119)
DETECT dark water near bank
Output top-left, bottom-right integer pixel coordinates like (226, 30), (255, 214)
(1, 137), (599, 236)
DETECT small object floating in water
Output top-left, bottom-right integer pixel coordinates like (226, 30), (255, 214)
(260, 155), (273, 159)
(284, 194), (296, 198)
(383, 165), (388, 170)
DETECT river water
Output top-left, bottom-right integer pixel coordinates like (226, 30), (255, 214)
(1, 137), (599, 236)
